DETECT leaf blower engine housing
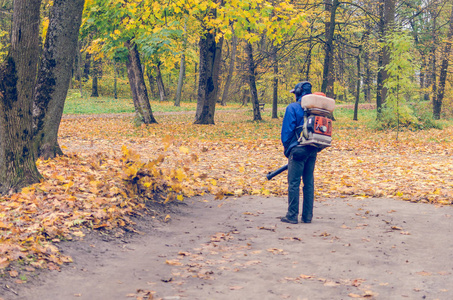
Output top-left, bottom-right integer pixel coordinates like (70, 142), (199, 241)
(298, 92), (335, 149)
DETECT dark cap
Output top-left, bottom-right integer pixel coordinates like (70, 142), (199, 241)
(290, 81), (312, 98)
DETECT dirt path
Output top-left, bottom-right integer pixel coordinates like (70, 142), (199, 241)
(6, 196), (453, 300)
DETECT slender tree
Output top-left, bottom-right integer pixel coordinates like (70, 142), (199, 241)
(125, 40), (157, 124)
(434, 2), (453, 119)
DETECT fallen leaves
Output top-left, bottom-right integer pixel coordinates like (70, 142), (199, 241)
(1, 109), (452, 277)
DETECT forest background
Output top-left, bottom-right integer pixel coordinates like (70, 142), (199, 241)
(0, 0), (453, 280)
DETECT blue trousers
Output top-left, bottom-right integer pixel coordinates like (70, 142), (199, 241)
(286, 146), (318, 222)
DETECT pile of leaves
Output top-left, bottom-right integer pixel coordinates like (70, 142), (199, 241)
(0, 146), (198, 274)
(1, 110), (452, 278)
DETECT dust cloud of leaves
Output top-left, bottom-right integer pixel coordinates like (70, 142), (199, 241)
(1, 111), (452, 275)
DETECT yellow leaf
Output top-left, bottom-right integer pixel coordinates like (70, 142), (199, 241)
(177, 195), (184, 201)
(210, 179), (217, 186)
(72, 231), (85, 237)
(179, 146), (190, 154)
(164, 214), (171, 223)
(165, 259), (182, 266)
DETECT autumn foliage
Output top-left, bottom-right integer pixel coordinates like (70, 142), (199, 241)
(1, 109), (452, 276)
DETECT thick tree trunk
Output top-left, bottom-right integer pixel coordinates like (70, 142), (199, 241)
(434, 4), (453, 120)
(221, 32), (237, 106)
(125, 40), (157, 124)
(245, 41), (261, 121)
(272, 44), (278, 119)
(32, 0), (85, 160)
(321, 0), (339, 98)
(155, 62), (167, 102)
(194, 28), (223, 125)
(0, 0), (42, 194)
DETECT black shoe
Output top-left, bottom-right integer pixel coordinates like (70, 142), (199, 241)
(281, 217), (298, 224)
(302, 219), (312, 223)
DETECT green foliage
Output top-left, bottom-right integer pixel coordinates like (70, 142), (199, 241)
(378, 30), (422, 131)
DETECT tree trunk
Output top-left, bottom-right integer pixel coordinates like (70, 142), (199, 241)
(376, 0), (385, 118)
(77, 41), (83, 97)
(429, 5), (438, 105)
(146, 71), (157, 99)
(155, 62), (167, 102)
(321, 0), (339, 98)
(245, 40), (262, 121)
(83, 51), (91, 82)
(434, 3), (453, 120)
(305, 37), (312, 81)
(32, 0), (85, 160)
(194, 27), (224, 125)
(91, 74), (99, 97)
(0, 0), (42, 194)
(126, 56), (142, 118)
(113, 61), (118, 99)
(192, 62), (197, 102)
(175, 19), (188, 107)
(221, 31), (237, 106)
(125, 40), (157, 124)
(353, 49), (361, 121)
(272, 44), (278, 119)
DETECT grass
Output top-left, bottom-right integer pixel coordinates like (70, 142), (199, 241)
(63, 90), (453, 129)
(64, 89), (245, 115)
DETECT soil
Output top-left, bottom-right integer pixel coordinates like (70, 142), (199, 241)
(2, 195), (452, 300)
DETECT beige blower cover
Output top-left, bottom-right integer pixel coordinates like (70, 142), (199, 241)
(301, 94), (335, 113)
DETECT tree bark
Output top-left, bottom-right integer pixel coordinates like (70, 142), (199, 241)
(125, 40), (157, 124)
(83, 51), (91, 82)
(376, 0), (385, 118)
(434, 3), (453, 120)
(194, 26), (224, 125)
(77, 41), (83, 97)
(0, 0), (42, 194)
(321, 0), (339, 98)
(272, 44), (278, 119)
(91, 74), (99, 97)
(221, 31), (237, 106)
(245, 40), (262, 121)
(376, 0), (395, 117)
(32, 0), (85, 160)
(155, 61), (167, 102)
(113, 61), (118, 99)
(146, 71), (157, 99)
(353, 49), (361, 121)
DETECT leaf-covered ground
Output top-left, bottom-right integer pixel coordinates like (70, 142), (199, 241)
(1, 109), (452, 280)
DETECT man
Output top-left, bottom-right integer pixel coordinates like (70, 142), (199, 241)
(280, 81), (319, 224)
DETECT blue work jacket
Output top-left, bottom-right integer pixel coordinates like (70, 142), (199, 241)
(281, 99), (305, 158)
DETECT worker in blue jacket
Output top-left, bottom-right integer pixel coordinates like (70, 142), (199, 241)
(280, 81), (318, 224)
